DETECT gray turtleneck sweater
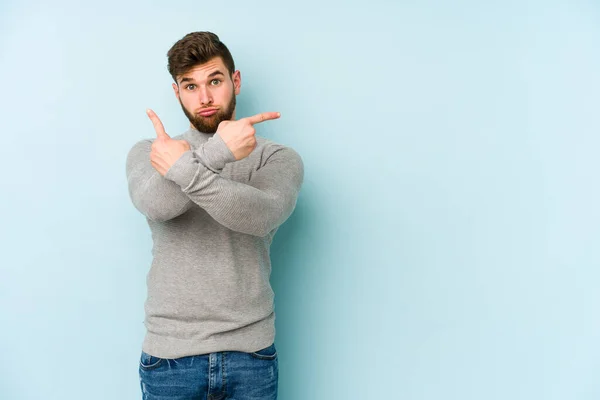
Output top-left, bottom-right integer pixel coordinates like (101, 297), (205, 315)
(125, 128), (304, 359)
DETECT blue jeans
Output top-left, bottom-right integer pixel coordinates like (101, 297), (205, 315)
(138, 343), (278, 400)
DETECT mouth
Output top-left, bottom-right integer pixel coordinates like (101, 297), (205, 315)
(197, 108), (218, 117)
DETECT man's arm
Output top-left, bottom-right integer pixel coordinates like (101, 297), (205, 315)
(125, 139), (194, 222)
(164, 140), (304, 237)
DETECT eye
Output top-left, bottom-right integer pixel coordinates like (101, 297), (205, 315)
(186, 84), (196, 90)
(210, 79), (221, 86)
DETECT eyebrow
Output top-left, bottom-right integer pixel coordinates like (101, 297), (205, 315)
(179, 70), (226, 84)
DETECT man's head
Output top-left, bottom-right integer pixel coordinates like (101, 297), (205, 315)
(167, 32), (241, 133)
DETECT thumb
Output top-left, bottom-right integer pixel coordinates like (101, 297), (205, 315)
(147, 109), (170, 140)
(217, 120), (232, 130)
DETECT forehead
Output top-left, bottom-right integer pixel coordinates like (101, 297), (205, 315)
(178, 57), (228, 82)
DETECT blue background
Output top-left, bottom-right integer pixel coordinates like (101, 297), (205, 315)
(1, 0), (599, 399)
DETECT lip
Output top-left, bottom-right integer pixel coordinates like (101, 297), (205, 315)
(197, 108), (218, 117)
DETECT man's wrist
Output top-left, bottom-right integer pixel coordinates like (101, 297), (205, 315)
(164, 151), (196, 187)
(195, 134), (237, 173)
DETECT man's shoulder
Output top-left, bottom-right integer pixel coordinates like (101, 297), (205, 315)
(255, 137), (303, 170)
(127, 138), (151, 160)
(128, 132), (186, 153)
(256, 136), (299, 154)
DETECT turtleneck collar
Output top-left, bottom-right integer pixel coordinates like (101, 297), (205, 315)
(182, 127), (215, 148)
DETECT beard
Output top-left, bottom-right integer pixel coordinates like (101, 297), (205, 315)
(179, 89), (236, 134)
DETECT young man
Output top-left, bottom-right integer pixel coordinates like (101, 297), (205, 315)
(126, 31), (304, 400)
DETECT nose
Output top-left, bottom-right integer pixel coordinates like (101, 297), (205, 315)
(198, 85), (213, 106)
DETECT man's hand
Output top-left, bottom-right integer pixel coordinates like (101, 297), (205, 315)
(147, 109), (191, 176)
(217, 112), (281, 160)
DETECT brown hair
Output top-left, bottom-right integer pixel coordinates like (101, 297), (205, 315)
(167, 31), (235, 83)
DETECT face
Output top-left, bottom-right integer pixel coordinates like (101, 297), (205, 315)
(173, 57), (241, 133)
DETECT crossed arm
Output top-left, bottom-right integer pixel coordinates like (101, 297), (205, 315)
(125, 137), (304, 237)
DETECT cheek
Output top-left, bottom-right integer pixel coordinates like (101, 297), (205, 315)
(179, 92), (196, 106)
(217, 86), (234, 102)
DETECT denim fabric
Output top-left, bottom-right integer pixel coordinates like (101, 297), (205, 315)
(139, 343), (278, 400)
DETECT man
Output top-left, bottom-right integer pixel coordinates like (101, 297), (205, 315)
(125, 31), (304, 400)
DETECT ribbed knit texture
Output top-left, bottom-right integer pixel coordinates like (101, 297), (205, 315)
(126, 128), (304, 358)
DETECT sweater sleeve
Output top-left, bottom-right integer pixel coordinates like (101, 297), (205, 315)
(164, 138), (304, 237)
(125, 139), (194, 222)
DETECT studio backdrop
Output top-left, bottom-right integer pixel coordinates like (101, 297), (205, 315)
(1, 0), (599, 399)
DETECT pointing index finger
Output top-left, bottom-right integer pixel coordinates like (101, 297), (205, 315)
(146, 109), (170, 140)
(245, 112), (281, 125)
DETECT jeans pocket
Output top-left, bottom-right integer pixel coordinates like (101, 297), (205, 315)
(139, 351), (164, 370)
(250, 343), (277, 360)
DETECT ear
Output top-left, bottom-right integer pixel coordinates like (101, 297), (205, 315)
(232, 70), (241, 95)
(172, 82), (180, 100)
